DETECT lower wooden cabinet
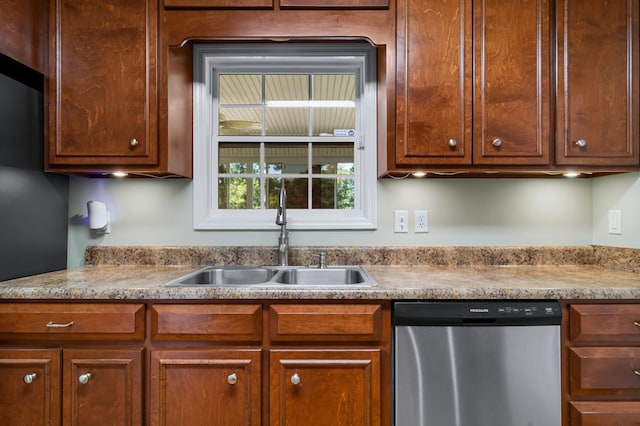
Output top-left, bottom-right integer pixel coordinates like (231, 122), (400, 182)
(1, 300), (390, 425)
(150, 301), (390, 425)
(564, 302), (640, 426)
(270, 349), (380, 425)
(150, 349), (261, 426)
(63, 348), (143, 425)
(0, 347), (143, 426)
(0, 348), (61, 425)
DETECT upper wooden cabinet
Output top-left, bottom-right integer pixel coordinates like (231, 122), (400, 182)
(472, 0), (551, 166)
(395, 0), (472, 167)
(46, 0), (191, 177)
(395, 0), (551, 170)
(556, 0), (639, 168)
(0, 0), (48, 73)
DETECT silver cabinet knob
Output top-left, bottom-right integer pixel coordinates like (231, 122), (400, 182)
(23, 373), (37, 384)
(78, 373), (92, 384)
(130, 138), (139, 147)
(290, 373), (301, 385)
(227, 373), (237, 385)
(634, 321), (640, 327)
(635, 370), (640, 377)
(492, 138), (502, 147)
(576, 139), (587, 147)
(448, 138), (457, 147)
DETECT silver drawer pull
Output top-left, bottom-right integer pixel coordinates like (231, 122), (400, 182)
(46, 321), (74, 328)
(635, 370), (640, 377)
(227, 373), (237, 385)
(633, 321), (640, 327)
(79, 373), (92, 384)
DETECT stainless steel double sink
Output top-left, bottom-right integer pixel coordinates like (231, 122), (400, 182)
(164, 265), (376, 288)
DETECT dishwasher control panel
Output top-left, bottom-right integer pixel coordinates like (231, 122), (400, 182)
(394, 300), (562, 326)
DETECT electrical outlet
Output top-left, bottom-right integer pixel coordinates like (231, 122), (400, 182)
(608, 210), (622, 234)
(394, 210), (409, 233)
(415, 210), (429, 233)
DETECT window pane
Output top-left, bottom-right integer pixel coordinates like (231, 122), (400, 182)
(285, 178), (308, 209)
(266, 177), (282, 209)
(311, 178), (354, 209)
(219, 143), (260, 174)
(266, 108), (309, 136)
(312, 143), (354, 175)
(265, 143), (308, 174)
(312, 178), (335, 209)
(314, 74), (355, 101)
(313, 107), (355, 135)
(219, 74), (261, 105)
(218, 177), (260, 209)
(266, 177), (308, 209)
(219, 108), (262, 136)
(266, 75), (309, 101)
(336, 178), (355, 209)
(313, 74), (356, 134)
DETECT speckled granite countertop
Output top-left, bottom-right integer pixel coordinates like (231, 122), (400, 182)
(1, 245), (639, 301)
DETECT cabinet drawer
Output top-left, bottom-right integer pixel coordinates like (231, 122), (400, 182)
(570, 401), (640, 426)
(151, 304), (262, 342)
(0, 303), (145, 340)
(269, 304), (382, 341)
(280, 0), (388, 8)
(569, 347), (640, 395)
(164, 0), (273, 8)
(570, 304), (640, 344)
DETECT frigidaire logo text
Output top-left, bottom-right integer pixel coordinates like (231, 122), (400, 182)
(469, 308), (489, 313)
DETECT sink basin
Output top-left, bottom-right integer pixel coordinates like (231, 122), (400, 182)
(164, 266), (376, 287)
(165, 267), (278, 287)
(273, 268), (368, 286)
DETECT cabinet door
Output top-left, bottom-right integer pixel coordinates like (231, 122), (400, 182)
(0, 0), (47, 73)
(556, 0), (639, 167)
(47, 0), (158, 168)
(150, 349), (261, 426)
(270, 349), (381, 426)
(0, 348), (61, 425)
(396, 0), (473, 166)
(63, 348), (143, 425)
(473, 0), (551, 165)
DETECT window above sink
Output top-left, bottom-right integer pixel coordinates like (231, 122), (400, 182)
(192, 42), (378, 230)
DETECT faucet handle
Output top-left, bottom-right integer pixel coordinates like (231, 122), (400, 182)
(309, 252), (327, 269)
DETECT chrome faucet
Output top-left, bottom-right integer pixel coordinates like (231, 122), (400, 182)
(275, 186), (289, 266)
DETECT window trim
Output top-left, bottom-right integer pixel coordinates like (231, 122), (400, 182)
(193, 42), (377, 230)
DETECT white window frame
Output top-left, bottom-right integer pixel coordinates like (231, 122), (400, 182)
(193, 42), (377, 230)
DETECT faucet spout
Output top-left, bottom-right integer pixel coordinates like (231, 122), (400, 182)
(276, 186), (288, 266)
(276, 186), (287, 226)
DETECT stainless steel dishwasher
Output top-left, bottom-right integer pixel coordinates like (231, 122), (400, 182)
(393, 300), (562, 426)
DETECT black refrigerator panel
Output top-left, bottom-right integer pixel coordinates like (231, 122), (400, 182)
(0, 57), (69, 281)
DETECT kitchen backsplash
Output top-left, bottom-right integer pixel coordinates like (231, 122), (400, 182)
(84, 245), (640, 273)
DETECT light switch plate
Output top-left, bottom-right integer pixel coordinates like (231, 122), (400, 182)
(394, 210), (409, 233)
(608, 210), (622, 234)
